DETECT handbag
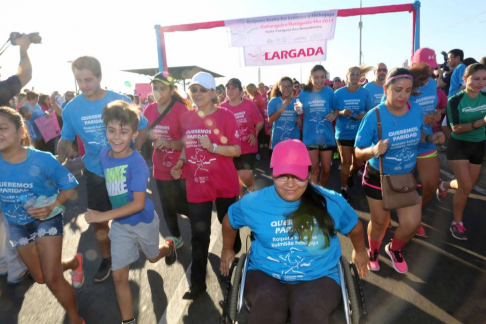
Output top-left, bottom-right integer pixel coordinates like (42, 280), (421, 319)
(375, 108), (420, 210)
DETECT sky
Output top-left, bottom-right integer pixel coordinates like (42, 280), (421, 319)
(1, 0), (485, 96)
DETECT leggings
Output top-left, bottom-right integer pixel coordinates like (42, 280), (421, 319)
(244, 270), (341, 324)
(188, 197), (240, 289)
(155, 179), (189, 238)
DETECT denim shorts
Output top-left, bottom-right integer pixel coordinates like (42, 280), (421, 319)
(9, 214), (64, 248)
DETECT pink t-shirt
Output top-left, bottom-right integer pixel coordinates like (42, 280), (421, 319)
(182, 108), (240, 203)
(143, 102), (189, 180)
(220, 98), (264, 154)
(251, 93), (271, 136)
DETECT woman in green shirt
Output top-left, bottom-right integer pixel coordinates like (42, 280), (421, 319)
(437, 63), (486, 240)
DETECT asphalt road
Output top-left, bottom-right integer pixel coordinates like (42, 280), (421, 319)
(1, 154), (485, 324)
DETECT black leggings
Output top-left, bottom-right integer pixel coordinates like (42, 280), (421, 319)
(188, 197), (241, 289)
(155, 179), (189, 238)
(244, 270), (341, 324)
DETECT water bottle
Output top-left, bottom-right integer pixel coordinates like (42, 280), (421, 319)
(19, 195), (36, 210)
(294, 99), (303, 115)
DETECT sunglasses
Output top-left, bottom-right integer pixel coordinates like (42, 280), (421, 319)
(274, 174), (308, 183)
(190, 87), (209, 94)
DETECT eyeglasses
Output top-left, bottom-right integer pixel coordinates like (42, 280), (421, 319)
(216, 90), (223, 95)
(190, 87), (209, 94)
(377, 69), (388, 73)
(274, 175), (308, 183)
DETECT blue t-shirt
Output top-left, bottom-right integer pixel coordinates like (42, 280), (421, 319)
(23, 103), (45, 139)
(228, 185), (358, 285)
(24, 120), (37, 142)
(268, 97), (300, 149)
(355, 103), (424, 175)
(410, 78), (438, 155)
(100, 147), (154, 226)
(61, 91), (148, 177)
(298, 88), (340, 146)
(449, 63), (466, 98)
(363, 82), (384, 106)
(334, 87), (373, 140)
(0, 148), (79, 225)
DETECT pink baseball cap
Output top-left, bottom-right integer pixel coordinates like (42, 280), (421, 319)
(270, 140), (311, 179)
(412, 48), (439, 69)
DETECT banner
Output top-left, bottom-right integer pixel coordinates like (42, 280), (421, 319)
(34, 113), (61, 143)
(244, 40), (327, 66)
(225, 10), (337, 47)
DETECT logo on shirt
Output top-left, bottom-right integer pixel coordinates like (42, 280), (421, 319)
(88, 131), (108, 147)
(385, 147), (415, 170)
(276, 122), (295, 141)
(188, 148), (216, 182)
(309, 111), (328, 134)
(68, 174), (76, 183)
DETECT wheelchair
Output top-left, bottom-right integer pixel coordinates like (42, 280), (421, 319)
(221, 253), (367, 324)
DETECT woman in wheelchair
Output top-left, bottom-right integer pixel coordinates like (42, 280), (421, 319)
(220, 139), (369, 324)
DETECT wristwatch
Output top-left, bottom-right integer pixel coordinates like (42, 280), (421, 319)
(212, 143), (218, 154)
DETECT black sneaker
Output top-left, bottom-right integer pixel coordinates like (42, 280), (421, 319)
(94, 257), (112, 282)
(165, 239), (177, 266)
(341, 188), (349, 201)
(347, 175), (354, 188)
(182, 285), (206, 300)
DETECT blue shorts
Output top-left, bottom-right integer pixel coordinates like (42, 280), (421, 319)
(9, 214), (64, 247)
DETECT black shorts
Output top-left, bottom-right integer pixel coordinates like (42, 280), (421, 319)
(234, 153), (256, 171)
(85, 168), (112, 212)
(306, 144), (335, 152)
(446, 137), (485, 165)
(362, 163), (383, 200)
(336, 139), (355, 147)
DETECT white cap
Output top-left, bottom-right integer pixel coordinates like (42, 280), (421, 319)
(190, 72), (216, 90)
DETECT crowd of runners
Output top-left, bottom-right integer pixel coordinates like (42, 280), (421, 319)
(1, 35), (486, 324)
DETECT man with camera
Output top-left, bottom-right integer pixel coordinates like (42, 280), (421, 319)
(0, 34), (32, 106)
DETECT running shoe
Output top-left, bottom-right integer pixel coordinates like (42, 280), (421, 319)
(385, 243), (408, 274)
(416, 225), (426, 237)
(368, 250), (380, 271)
(347, 175), (354, 188)
(450, 222), (468, 241)
(7, 270), (30, 285)
(169, 236), (184, 250)
(436, 180), (448, 202)
(165, 239), (177, 266)
(71, 253), (84, 289)
(183, 284), (206, 300)
(341, 188), (349, 201)
(94, 257), (112, 282)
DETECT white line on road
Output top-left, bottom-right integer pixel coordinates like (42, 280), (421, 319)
(158, 214), (222, 324)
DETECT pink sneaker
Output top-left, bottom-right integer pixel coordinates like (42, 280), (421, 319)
(436, 180), (448, 202)
(416, 225), (426, 237)
(71, 253), (84, 289)
(368, 250), (380, 271)
(385, 243), (408, 274)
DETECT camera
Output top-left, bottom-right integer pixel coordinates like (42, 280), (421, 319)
(9, 32), (42, 45)
(438, 51), (449, 72)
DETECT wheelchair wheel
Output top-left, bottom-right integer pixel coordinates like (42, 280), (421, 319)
(227, 253), (247, 323)
(341, 255), (360, 324)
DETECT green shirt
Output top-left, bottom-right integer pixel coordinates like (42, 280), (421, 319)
(447, 91), (486, 142)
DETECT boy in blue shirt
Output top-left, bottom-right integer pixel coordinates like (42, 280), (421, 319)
(84, 100), (175, 324)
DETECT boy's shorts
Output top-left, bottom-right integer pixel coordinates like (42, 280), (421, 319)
(109, 213), (160, 271)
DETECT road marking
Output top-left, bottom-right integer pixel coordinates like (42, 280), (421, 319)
(440, 169), (486, 196)
(158, 213), (222, 324)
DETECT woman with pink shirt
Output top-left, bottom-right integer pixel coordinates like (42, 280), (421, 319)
(171, 72), (242, 300)
(143, 72), (191, 250)
(221, 79), (264, 196)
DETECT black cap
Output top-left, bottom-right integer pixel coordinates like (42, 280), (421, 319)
(226, 78), (243, 91)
